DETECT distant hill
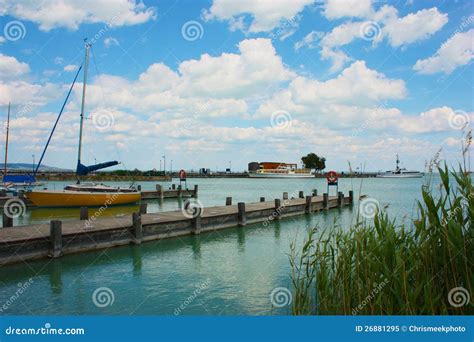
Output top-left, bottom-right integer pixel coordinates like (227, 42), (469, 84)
(0, 163), (71, 172)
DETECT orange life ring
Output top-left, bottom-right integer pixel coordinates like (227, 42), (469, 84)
(326, 171), (338, 184)
(179, 169), (187, 180)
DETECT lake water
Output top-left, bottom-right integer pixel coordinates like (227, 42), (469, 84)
(0, 176), (438, 315)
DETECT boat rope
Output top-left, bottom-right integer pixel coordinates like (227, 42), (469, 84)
(34, 64), (83, 176)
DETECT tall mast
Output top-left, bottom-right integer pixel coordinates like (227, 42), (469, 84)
(396, 154), (400, 171)
(77, 39), (90, 166)
(4, 102), (10, 176)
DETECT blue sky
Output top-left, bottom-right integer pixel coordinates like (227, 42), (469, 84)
(0, 0), (472, 172)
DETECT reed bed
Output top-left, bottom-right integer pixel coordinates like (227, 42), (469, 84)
(290, 166), (473, 315)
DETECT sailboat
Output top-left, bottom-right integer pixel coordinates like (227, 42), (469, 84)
(25, 40), (141, 207)
(377, 155), (422, 178)
(2, 102), (42, 192)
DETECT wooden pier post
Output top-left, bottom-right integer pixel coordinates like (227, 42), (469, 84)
(156, 184), (164, 200)
(312, 189), (318, 197)
(237, 202), (246, 227)
(193, 184), (199, 198)
(299, 191), (304, 199)
(349, 190), (354, 205)
(50, 220), (62, 258)
(274, 199), (282, 220)
(305, 196), (312, 214)
(130, 212), (142, 244)
(191, 213), (201, 235)
(260, 197), (265, 202)
(323, 193), (328, 210)
(80, 207), (89, 220)
(2, 212), (13, 228)
(172, 184), (176, 190)
(282, 192), (288, 200)
(139, 203), (147, 215)
(226, 197), (232, 206)
(338, 192), (344, 207)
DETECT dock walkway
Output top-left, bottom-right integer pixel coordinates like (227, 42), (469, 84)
(0, 191), (353, 265)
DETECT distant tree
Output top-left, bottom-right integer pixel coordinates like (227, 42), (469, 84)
(301, 153), (326, 173)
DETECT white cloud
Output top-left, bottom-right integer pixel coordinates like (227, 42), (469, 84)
(414, 29), (474, 74)
(63, 64), (78, 72)
(290, 60), (407, 106)
(203, 0), (314, 32)
(54, 56), (64, 65)
(104, 37), (119, 48)
(294, 30), (323, 50)
(1, 0), (156, 31)
(176, 38), (294, 98)
(309, 4), (448, 72)
(383, 7), (448, 47)
(0, 54), (30, 80)
(323, 0), (373, 20)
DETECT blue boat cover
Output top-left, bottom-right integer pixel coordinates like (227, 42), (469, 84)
(3, 175), (36, 183)
(76, 161), (119, 176)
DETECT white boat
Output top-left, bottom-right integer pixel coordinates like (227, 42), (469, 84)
(377, 155), (422, 178)
(249, 162), (314, 178)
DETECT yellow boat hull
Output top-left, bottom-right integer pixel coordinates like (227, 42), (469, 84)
(25, 190), (141, 207)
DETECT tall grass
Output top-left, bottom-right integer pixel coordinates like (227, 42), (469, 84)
(290, 166), (473, 315)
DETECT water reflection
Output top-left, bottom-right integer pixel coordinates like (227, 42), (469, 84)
(191, 235), (201, 260)
(130, 245), (143, 276)
(49, 259), (63, 294)
(237, 228), (245, 253)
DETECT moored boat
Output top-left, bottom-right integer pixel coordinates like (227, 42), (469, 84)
(377, 155), (422, 178)
(26, 188), (140, 207)
(248, 162), (314, 178)
(25, 40), (140, 207)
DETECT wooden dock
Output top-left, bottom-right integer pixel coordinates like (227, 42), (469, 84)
(0, 191), (353, 266)
(140, 184), (198, 200)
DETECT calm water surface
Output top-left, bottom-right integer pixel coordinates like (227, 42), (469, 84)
(0, 177), (436, 315)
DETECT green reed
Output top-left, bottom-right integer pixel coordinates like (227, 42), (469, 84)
(290, 165), (473, 315)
